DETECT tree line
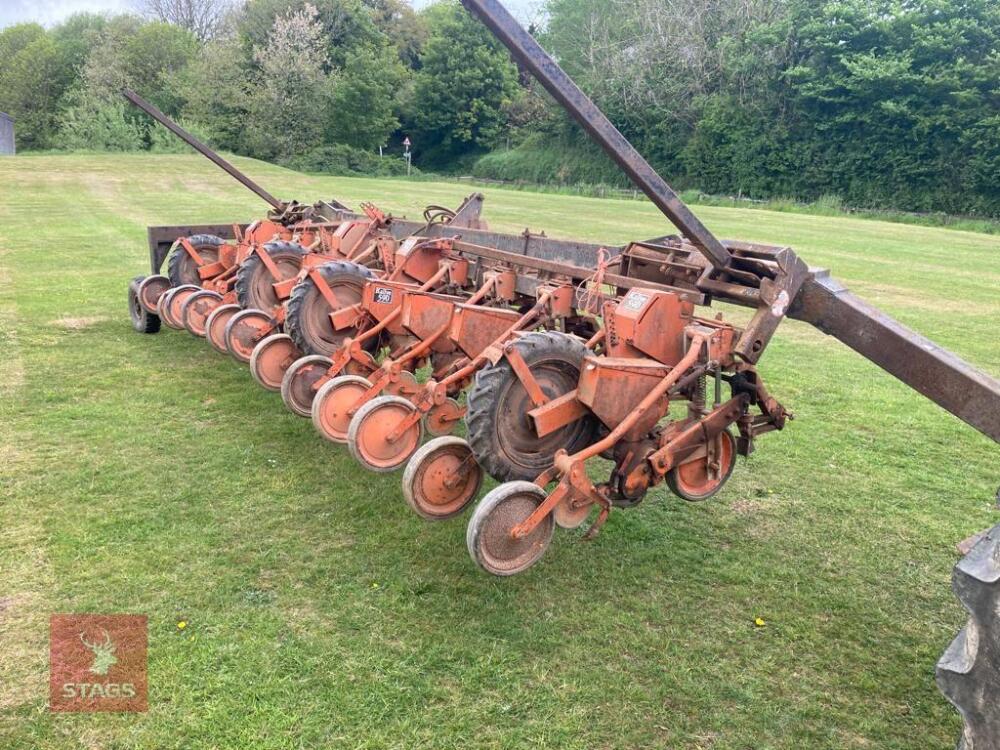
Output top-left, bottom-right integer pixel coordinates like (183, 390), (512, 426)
(1, 0), (997, 217)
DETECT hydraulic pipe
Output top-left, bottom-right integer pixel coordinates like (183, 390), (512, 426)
(459, 0), (731, 271)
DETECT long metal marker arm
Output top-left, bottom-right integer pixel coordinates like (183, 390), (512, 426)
(123, 89), (285, 211)
(792, 273), (1000, 443)
(459, 0), (731, 272)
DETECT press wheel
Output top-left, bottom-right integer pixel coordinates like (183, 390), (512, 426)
(206, 304), (241, 354)
(402, 437), (483, 521)
(137, 274), (170, 313)
(281, 355), (333, 417)
(347, 395), (424, 473)
(666, 429), (737, 502)
(424, 398), (464, 437)
(466, 481), (553, 577)
(224, 308), (273, 363)
(157, 284), (197, 329)
(250, 334), (302, 392)
(384, 369), (421, 399)
(181, 290), (223, 337)
(312, 375), (372, 444)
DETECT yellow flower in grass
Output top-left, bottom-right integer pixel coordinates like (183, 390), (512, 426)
(177, 621), (187, 630)
(754, 617), (766, 628)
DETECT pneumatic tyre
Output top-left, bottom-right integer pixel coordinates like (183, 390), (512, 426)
(128, 276), (161, 334)
(285, 260), (375, 357)
(235, 241), (307, 311)
(466, 331), (597, 483)
(167, 234), (225, 287)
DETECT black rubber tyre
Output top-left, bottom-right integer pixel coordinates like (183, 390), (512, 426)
(235, 241), (308, 311)
(285, 261), (376, 357)
(466, 331), (597, 483)
(128, 276), (161, 334)
(166, 234), (225, 287)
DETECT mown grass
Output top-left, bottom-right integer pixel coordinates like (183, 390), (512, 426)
(0, 153), (997, 749)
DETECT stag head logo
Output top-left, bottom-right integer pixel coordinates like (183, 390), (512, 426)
(79, 629), (117, 676)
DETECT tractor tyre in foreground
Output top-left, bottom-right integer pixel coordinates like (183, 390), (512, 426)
(235, 241), (307, 311)
(167, 234), (225, 287)
(937, 522), (1000, 750)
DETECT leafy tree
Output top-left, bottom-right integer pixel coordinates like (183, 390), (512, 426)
(239, 0), (382, 69)
(173, 37), (251, 152)
(49, 13), (109, 76)
(245, 3), (333, 160)
(0, 26), (75, 149)
(58, 94), (145, 151)
(361, 0), (428, 68)
(137, 0), (234, 41)
(328, 42), (405, 150)
(407, 2), (519, 165)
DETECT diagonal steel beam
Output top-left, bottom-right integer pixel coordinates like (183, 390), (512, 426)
(123, 89), (286, 211)
(791, 272), (1000, 442)
(459, 0), (732, 271)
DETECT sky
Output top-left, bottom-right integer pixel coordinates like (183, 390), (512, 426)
(0, 0), (541, 29)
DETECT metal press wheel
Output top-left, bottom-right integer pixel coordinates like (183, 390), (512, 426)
(224, 308), (273, 363)
(181, 290), (223, 337)
(311, 375), (373, 444)
(157, 284), (198, 329)
(346, 395), (424, 473)
(136, 274), (170, 314)
(665, 428), (737, 502)
(281, 355), (333, 417)
(250, 334), (302, 392)
(205, 304), (242, 354)
(466, 481), (553, 577)
(402, 436), (484, 521)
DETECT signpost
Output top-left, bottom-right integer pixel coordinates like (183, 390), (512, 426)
(403, 136), (412, 176)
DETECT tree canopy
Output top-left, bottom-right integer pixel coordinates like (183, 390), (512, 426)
(0, 0), (996, 216)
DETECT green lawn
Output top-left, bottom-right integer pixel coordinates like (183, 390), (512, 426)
(0, 153), (997, 749)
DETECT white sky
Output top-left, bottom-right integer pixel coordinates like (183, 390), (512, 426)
(0, 0), (542, 29)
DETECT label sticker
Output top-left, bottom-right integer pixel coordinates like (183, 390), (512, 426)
(373, 287), (393, 305)
(624, 291), (650, 311)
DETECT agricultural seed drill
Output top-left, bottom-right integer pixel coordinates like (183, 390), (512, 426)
(125, 3), (998, 571)
(123, 1), (998, 743)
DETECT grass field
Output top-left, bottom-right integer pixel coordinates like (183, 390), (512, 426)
(0, 153), (997, 749)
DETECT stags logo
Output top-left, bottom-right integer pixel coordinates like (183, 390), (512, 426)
(50, 614), (147, 712)
(80, 629), (117, 675)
